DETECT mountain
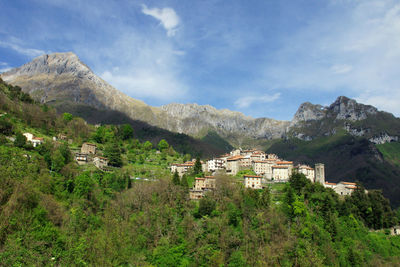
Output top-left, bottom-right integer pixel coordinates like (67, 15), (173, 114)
(289, 96), (400, 143)
(2, 52), (399, 148)
(0, 52), (288, 147)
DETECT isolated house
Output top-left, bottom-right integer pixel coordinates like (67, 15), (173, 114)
(23, 133), (43, 147)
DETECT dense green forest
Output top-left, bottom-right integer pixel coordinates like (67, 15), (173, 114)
(1, 78), (400, 266)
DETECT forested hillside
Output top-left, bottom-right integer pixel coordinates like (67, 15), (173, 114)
(1, 78), (400, 266)
(267, 133), (400, 208)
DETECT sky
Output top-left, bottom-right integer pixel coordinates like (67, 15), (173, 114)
(0, 0), (400, 120)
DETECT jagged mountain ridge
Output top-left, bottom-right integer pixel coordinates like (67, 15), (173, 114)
(290, 96), (400, 143)
(1, 52), (399, 145)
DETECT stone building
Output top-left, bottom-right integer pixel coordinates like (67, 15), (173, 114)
(170, 162), (194, 177)
(244, 175), (263, 189)
(390, 226), (400, 236)
(296, 165), (315, 182)
(252, 159), (277, 179)
(250, 151), (266, 162)
(93, 156), (109, 169)
(315, 163), (325, 184)
(23, 133), (44, 147)
(189, 176), (216, 199)
(81, 142), (97, 154)
(324, 181), (358, 196)
(207, 158), (225, 172)
(226, 156), (242, 175)
(271, 161), (293, 181)
(75, 153), (88, 165)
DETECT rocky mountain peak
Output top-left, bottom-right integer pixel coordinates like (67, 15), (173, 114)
(328, 96), (378, 121)
(2, 52), (90, 79)
(291, 101), (326, 126)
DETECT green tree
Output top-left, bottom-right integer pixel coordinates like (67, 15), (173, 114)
(193, 157), (203, 176)
(143, 141), (153, 151)
(51, 149), (66, 172)
(59, 143), (71, 164)
(63, 112), (73, 122)
(172, 171), (180, 185)
(157, 139), (169, 151)
(289, 172), (310, 195)
(197, 197), (216, 217)
(14, 132), (27, 148)
(104, 142), (123, 167)
(120, 124), (134, 140)
(180, 174), (188, 188)
(74, 171), (95, 198)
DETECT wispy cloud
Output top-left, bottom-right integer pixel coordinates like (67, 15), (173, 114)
(330, 64), (353, 74)
(141, 4), (180, 37)
(91, 31), (188, 103)
(0, 62), (12, 73)
(235, 92), (281, 108)
(0, 40), (45, 57)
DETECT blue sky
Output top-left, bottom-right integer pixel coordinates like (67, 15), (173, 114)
(1, 0), (400, 120)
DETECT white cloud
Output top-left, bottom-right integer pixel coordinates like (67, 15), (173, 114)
(101, 69), (187, 101)
(234, 92), (281, 108)
(330, 64), (353, 74)
(141, 4), (180, 36)
(0, 40), (45, 57)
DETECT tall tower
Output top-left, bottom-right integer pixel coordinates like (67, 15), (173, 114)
(314, 163), (325, 184)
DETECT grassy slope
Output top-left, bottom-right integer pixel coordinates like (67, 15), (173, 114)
(376, 142), (400, 168)
(267, 133), (400, 207)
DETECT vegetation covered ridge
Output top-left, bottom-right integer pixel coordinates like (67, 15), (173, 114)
(0, 78), (400, 265)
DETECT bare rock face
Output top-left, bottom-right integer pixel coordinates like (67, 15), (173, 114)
(291, 102), (326, 126)
(160, 103), (289, 139)
(328, 96), (378, 121)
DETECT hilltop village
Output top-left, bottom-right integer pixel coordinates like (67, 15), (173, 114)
(171, 148), (359, 199)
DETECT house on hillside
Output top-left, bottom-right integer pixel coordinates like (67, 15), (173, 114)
(93, 156), (109, 169)
(390, 226), (400, 236)
(253, 159), (278, 179)
(271, 161), (293, 181)
(207, 158), (225, 172)
(23, 133), (44, 147)
(244, 175), (263, 189)
(189, 176), (216, 199)
(324, 181), (359, 196)
(295, 165), (315, 182)
(81, 142), (96, 154)
(226, 156), (242, 175)
(75, 153), (88, 165)
(170, 161), (195, 177)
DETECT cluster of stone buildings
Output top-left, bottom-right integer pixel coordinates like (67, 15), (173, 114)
(181, 148), (360, 199)
(75, 142), (109, 170)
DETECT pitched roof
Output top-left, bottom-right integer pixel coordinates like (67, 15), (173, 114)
(341, 182), (357, 185)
